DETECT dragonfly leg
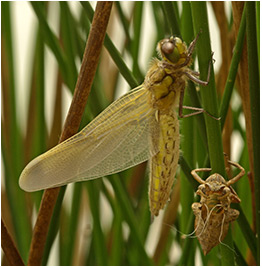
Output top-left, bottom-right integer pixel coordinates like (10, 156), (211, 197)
(178, 86), (219, 120)
(223, 153), (245, 186)
(226, 160), (245, 186)
(175, 30), (202, 69)
(180, 105), (220, 120)
(178, 86), (200, 118)
(187, 30), (202, 56)
(184, 72), (208, 86)
(190, 70), (200, 76)
(191, 167), (212, 184)
(178, 85), (185, 118)
(184, 51), (214, 86)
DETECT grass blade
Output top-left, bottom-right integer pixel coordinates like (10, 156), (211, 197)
(2, 2), (31, 261)
(109, 174), (152, 265)
(232, 204), (257, 260)
(220, 7), (246, 129)
(131, 2), (144, 81)
(246, 2), (260, 264)
(191, 2), (234, 264)
(30, 2), (72, 89)
(180, 2), (196, 239)
(162, 2), (181, 37)
(86, 181), (108, 265)
(60, 2), (78, 88)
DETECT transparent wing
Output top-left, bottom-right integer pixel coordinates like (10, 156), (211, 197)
(19, 86), (159, 192)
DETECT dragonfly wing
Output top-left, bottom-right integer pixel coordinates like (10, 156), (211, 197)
(19, 86), (159, 192)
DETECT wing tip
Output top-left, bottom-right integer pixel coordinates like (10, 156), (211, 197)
(19, 168), (38, 192)
(18, 156), (44, 192)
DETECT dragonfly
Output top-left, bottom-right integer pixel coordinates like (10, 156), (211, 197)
(19, 34), (213, 217)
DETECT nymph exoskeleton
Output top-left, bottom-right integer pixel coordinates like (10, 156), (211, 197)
(191, 159), (245, 254)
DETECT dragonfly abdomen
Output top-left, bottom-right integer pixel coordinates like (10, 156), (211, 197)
(149, 112), (180, 216)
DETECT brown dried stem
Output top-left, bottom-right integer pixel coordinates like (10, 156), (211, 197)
(211, 2), (233, 175)
(247, 171), (256, 232)
(232, 1), (255, 232)
(127, 162), (147, 197)
(27, 2), (113, 265)
(232, 3), (254, 179)
(1, 218), (24, 266)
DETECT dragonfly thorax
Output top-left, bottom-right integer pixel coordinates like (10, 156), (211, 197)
(144, 58), (184, 112)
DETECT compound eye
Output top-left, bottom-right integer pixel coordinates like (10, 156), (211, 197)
(162, 42), (174, 54)
(161, 41), (180, 63)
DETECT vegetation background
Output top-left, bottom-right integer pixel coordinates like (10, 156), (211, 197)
(1, 1), (259, 265)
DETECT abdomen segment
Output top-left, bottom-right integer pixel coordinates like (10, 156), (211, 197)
(149, 111), (179, 216)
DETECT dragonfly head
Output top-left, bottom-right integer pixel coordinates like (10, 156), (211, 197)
(158, 36), (188, 65)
